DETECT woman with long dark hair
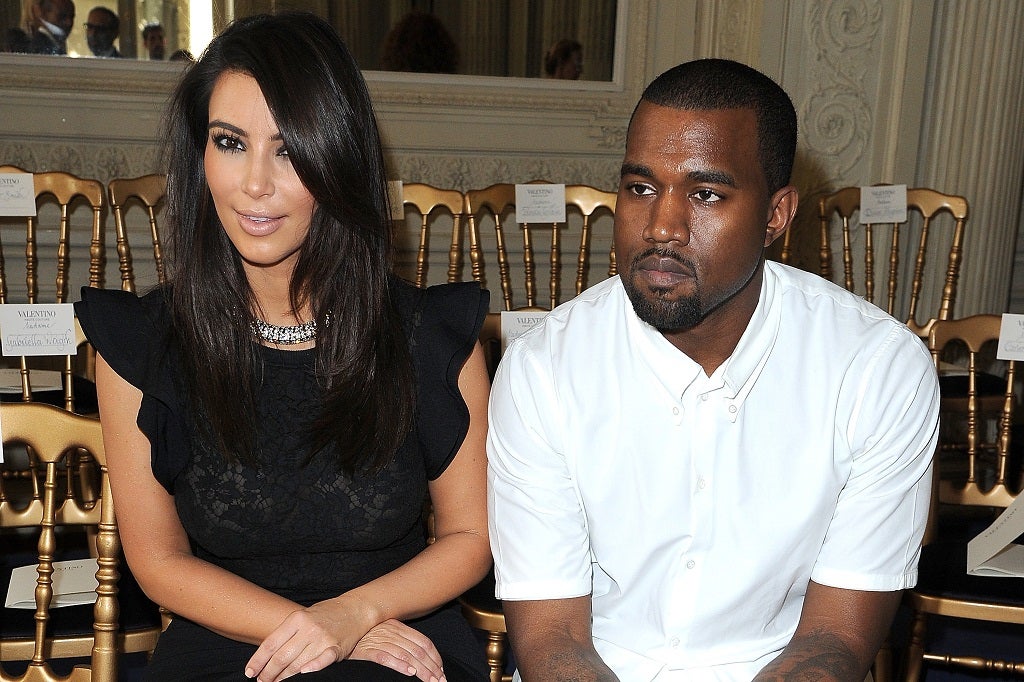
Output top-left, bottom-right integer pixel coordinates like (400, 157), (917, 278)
(76, 12), (490, 682)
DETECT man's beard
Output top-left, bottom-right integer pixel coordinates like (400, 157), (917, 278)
(622, 249), (702, 331)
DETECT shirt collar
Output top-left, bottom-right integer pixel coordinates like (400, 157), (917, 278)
(717, 261), (783, 409)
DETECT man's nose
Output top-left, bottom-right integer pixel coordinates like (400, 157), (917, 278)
(642, 194), (690, 245)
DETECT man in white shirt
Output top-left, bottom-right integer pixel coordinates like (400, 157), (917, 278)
(487, 58), (939, 682)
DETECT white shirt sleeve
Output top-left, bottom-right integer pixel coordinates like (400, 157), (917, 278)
(487, 339), (595, 601)
(811, 327), (938, 591)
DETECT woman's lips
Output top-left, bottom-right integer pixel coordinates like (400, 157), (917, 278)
(236, 211), (281, 236)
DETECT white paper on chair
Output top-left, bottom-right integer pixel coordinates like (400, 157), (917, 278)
(996, 313), (1024, 361)
(500, 310), (548, 354)
(515, 184), (566, 223)
(860, 184), (907, 223)
(5, 558), (99, 608)
(967, 492), (1024, 577)
(0, 173), (36, 217)
(387, 180), (404, 221)
(0, 303), (77, 357)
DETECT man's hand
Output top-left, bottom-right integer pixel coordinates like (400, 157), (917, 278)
(753, 582), (902, 682)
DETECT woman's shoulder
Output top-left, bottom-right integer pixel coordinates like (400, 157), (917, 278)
(75, 286), (172, 370)
(76, 286), (169, 331)
(391, 277), (487, 315)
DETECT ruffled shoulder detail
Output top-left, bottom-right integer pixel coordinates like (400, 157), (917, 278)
(75, 287), (189, 493)
(393, 280), (488, 479)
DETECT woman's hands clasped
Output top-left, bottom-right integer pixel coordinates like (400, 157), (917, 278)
(244, 602), (446, 682)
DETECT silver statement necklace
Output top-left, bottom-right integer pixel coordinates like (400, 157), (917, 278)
(251, 316), (323, 345)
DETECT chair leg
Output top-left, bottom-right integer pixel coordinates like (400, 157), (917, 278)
(902, 610), (928, 681)
(483, 630), (506, 682)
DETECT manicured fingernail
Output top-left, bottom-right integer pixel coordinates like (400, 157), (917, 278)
(243, 669), (254, 679)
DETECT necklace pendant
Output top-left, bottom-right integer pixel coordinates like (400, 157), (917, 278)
(252, 317), (319, 345)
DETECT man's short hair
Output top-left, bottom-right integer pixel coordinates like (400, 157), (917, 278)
(637, 58), (798, 194)
(90, 6), (119, 32)
(142, 23), (162, 40)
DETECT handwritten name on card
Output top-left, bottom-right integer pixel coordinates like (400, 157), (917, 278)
(0, 173), (36, 217)
(997, 313), (1024, 361)
(860, 184), (907, 223)
(500, 310), (548, 353)
(0, 304), (77, 357)
(515, 184), (566, 223)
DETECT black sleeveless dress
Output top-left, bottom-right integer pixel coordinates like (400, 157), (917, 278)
(75, 280), (490, 682)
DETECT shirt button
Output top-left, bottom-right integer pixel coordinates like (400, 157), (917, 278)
(670, 637), (680, 648)
(686, 559), (695, 569)
(672, 406), (679, 415)
(698, 479), (707, 490)
(728, 404), (738, 413)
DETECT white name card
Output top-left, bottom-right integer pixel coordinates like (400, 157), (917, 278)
(500, 310), (548, 353)
(967, 492), (1024, 577)
(515, 184), (566, 223)
(997, 313), (1024, 361)
(0, 173), (36, 217)
(6, 558), (99, 609)
(860, 184), (907, 223)
(0, 304), (77, 357)
(387, 180), (405, 221)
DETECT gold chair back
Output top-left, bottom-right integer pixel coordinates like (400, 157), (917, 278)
(465, 183), (616, 311)
(0, 403), (160, 682)
(0, 167), (105, 412)
(809, 186), (967, 337)
(106, 174), (168, 293)
(900, 315), (1024, 680)
(0, 166), (106, 303)
(399, 183), (465, 287)
(930, 315), (1019, 512)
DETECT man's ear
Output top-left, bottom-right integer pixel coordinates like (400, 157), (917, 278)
(765, 186), (799, 247)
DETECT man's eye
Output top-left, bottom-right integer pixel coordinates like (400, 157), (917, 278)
(693, 189), (721, 202)
(628, 183), (654, 196)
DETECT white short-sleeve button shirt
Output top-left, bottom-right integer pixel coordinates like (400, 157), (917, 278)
(487, 261), (938, 681)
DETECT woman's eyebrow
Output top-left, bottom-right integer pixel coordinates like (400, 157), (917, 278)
(208, 120), (245, 136)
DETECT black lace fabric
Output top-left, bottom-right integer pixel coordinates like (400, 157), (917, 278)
(177, 344), (427, 604)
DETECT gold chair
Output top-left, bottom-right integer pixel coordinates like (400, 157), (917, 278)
(459, 575), (509, 682)
(398, 183), (466, 287)
(0, 403), (163, 682)
(0, 166), (105, 414)
(901, 315), (1024, 680)
(464, 183), (617, 311)
(106, 174), (167, 293)
(802, 186), (967, 338)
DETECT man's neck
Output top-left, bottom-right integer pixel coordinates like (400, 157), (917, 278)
(660, 266), (765, 376)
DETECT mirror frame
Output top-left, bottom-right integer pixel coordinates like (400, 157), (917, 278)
(0, 0), (657, 189)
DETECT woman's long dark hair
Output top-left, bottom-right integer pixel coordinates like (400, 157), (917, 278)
(163, 11), (414, 475)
